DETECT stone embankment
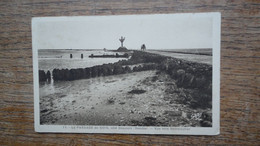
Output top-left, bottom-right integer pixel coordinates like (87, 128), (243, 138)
(39, 50), (212, 92)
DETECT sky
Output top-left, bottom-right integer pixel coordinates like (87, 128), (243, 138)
(33, 13), (213, 50)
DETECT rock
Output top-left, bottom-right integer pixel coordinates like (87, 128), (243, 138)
(194, 76), (207, 89)
(200, 120), (212, 127)
(119, 102), (125, 105)
(181, 111), (187, 118)
(84, 68), (91, 78)
(145, 117), (156, 121)
(201, 111), (212, 122)
(128, 89), (146, 94)
(113, 65), (124, 75)
(164, 110), (182, 117)
(183, 73), (194, 87)
(176, 69), (186, 86)
(107, 98), (115, 104)
(176, 69), (185, 77)
(41, 109), (48, 113)
(169, 100), (175, 104)
(117, 47), (128, 52)
(39, 70), (47, 82)
(200, 110), (212, 127)
(144, 117), (157, 126)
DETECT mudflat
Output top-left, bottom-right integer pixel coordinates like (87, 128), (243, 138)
(40, 70), (210, 127)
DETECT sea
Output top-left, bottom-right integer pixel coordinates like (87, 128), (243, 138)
(38, 49), (128, 71)
(147, 49), (212, 65)
(38, 49), (211, 98)
(38, 49), (129, 97)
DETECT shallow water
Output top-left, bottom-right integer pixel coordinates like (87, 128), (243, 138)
(148, 50), (212, 65)
(38, 49), (128, 71)
(38, 49), (128, 95)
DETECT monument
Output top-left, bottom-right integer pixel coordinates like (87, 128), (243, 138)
(117, 36), (128, 52)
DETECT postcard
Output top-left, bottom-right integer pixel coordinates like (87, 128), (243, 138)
(32, 12), (221, 135)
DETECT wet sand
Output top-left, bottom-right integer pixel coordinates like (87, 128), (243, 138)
(40, 70), (208, 127)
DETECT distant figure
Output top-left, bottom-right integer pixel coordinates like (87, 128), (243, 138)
(81, 54), (83, 59)
(141, 44), (146, 51)
(103, 48), (107, 52)
(70, 54), (73, 58)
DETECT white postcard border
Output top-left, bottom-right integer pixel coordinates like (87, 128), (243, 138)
(33, 12), (221, 135)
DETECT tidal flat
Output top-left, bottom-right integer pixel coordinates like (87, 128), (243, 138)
(40, 70), (210, 127)
(39, 50), (212, 127)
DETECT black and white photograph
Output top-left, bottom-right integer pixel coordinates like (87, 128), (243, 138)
(33, 13), (220, 135)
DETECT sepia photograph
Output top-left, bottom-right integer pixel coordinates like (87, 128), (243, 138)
(33, 13), (220, 135)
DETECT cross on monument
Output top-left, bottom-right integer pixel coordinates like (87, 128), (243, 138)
(119, 36), (125, 47)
